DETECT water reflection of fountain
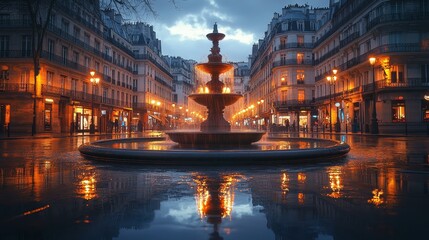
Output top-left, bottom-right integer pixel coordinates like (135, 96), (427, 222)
(76, 168), (98, 201)
(193, 174), (240, 240)
(327, 167), (343, 199)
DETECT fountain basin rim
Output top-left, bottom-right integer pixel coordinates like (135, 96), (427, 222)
(78, 137), (350, 165)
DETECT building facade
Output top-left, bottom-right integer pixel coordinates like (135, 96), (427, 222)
(0, 0), (173, 135)
(164, 56), (198, 128)
(248, 5), (328, 131)
(314, 0), (429, 134)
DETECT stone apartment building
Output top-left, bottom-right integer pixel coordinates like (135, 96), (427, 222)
(248, 4), (327, 131)
(314, 0), (429, 134)
(0, 0), (174, 135)
(247, 1), (429, 134)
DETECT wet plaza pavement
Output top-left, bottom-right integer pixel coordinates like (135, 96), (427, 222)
(0, 134), (428, 240)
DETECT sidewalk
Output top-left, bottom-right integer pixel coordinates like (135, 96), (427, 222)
(268, 130), (429, 138)
(1, 129), (428, 140)
(0, 130), (165, 140)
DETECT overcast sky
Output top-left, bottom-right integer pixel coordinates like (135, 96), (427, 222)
(135, 0), (330, 62)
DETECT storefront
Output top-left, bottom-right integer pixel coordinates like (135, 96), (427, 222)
(73, 106), (94, 132)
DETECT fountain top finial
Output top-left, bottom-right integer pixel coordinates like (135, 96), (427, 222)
(213, 22), (218, 33)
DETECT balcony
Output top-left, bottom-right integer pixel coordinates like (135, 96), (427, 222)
(340, 32), (360, 48)
(278, 43), (314, 50)
(367, 12), (429, 32)
(42, 85), (72, 97)
(272, 59), (313, 68)
(273, 100), (315, 111)
(313, 46), (340, 65)
(134, 53), (173, 78)
(0, 83), (33, 93)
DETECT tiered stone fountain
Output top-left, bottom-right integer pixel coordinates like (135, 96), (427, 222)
(78, 24), (350, 165)
(166, 23), (265, 145)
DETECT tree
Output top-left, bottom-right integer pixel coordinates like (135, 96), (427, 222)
(24, 0), (56, 135)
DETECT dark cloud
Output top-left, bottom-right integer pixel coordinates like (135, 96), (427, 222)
(143, 0), (329, 61)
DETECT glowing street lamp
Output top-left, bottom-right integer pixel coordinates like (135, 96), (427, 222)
(89, 70), (100, 134)
(369, 57), (379, 134)
(326, 68), (337, 132)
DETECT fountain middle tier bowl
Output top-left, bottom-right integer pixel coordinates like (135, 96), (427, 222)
(189, 93), (242, 107)
(196, 62), (234, 75)
(166, 131), (266, 145)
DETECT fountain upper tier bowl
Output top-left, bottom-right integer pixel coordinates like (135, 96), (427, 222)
(189, 93), (242, 107)
(195, 62), (233, 75)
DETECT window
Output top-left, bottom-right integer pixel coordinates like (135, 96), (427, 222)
(22, 35), (32, 57)
(60, 75), (66, 93)
(0, 35), (9, 57)
(47, 71), (54, 86)
(84, 33), (90, 45)
(281, 22), (288, 31)
(49, 13), (56, 27)
(298, 21), (304, 31)
(20, 70), (29, 90)
(61, 46), (68, 65)
(280, 73), (288, 86)
(280, 37), (287, 49)
(94, 61), (100, 72)
(280, 54), (286, 64)
(390, 65), (404, 83)
(0, 14), (10, 24)
(73, 26), (80, 39)
(297, 52), (304, 64)
(61, 18), (69, 33)
(297, 35), (304, 47)
(392, 100), (405, 122)
(298, 90), (305, 103)
(83, 82), (87, 99)
(44, 103), (52, 130)
(71, 78), (77, 96)
(72, 51), (79, 63)
(297, 70), (305, 84)
(103, 88), (107, 103)
(48, 39), (55, 60)
(281, 90), (287, 103)
(103, 65), (108, 75)
(133, 79), (137, 90)
(84, 56), (90, 67)
(94, 39), (100, 51)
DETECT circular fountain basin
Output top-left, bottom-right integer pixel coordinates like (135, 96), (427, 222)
(78, 136), (350, 165)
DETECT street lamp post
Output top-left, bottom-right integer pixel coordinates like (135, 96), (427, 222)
(89, 70), (99, 134)
(369, 57), (379, 134)
(327, 69), (337, 133)
(335, 102), (341, 132)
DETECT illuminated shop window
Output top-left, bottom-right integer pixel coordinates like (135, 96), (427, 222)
(392, 100), (405, 122)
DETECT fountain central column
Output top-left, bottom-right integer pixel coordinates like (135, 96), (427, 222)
(192, 23), (236, 132)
